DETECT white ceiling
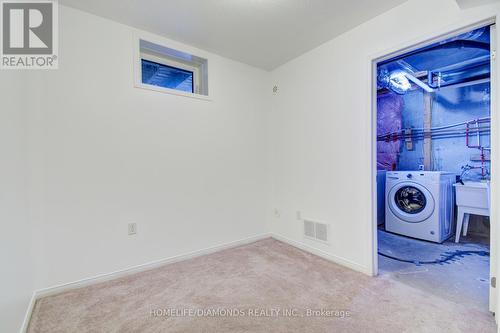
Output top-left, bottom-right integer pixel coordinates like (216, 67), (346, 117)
(60, 0), (407, 70)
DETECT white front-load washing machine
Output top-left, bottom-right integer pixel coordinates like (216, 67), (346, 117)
(385, 171), (455, 243)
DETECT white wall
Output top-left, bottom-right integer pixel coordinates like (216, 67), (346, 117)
(26, 6), (269, 290)
(1, 6), (270, 331)
(0, 72), (35, 332)
(268, 0), (500, 274)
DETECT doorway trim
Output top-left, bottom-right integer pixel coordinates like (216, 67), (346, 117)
(369, 16), (498, 316)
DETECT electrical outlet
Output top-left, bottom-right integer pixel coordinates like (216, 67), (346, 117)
(128, 223), (137, 235)
(274, 209), (280, 218)
(296, 211), (302, 220)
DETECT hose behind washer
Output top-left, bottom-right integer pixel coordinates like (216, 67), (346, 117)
(378, 249), (489, 266)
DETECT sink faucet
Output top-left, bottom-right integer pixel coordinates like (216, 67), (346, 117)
(460, 164), (490, 181)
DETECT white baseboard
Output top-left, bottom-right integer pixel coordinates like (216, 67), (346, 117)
(20, 291), (37, 333)
(21, 232), (371, 332)
(270, 233), (372, 276)
(36, 233), (272, 299)
(21, 233), (271, 332)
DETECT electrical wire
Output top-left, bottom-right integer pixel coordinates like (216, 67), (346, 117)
(377, 127), (490, 142)
(378, 249), (490, 266)
(377, 117), (491, 140)
(416, 117), (490, 132)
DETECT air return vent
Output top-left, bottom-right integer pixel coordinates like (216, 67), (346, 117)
(303, 220), (329, 244)
(304, 220), (315, 238)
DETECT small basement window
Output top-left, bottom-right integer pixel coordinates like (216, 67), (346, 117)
(136, 38), (208, 97)
(141, 59), (194, 93)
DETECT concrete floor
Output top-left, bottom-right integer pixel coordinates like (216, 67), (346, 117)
(378, 229), (491, 311)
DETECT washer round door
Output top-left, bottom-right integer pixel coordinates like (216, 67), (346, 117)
(388, 182), (435, 223)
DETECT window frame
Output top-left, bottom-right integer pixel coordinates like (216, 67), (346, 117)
(133, 32), (210, 101)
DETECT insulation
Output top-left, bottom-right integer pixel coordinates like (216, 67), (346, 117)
(377, 93), (403, 170)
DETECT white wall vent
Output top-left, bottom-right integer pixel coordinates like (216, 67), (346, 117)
(303, 220), (329, 244)
(304, 220), (315, 238)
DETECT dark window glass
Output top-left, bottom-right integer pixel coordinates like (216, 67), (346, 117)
(141, 59), (194, 93)
(394, 186), (426, 214)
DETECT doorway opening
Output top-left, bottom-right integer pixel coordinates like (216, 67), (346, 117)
(373, 22), (496, 314)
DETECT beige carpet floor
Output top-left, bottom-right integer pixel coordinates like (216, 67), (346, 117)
(28, 238), (497, 333)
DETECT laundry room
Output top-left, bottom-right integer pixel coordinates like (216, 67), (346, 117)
(376, 25), (493, 311)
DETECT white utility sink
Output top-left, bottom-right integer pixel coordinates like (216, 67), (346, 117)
(454, 181), (490, 209)
(453, 181), (490, 243)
